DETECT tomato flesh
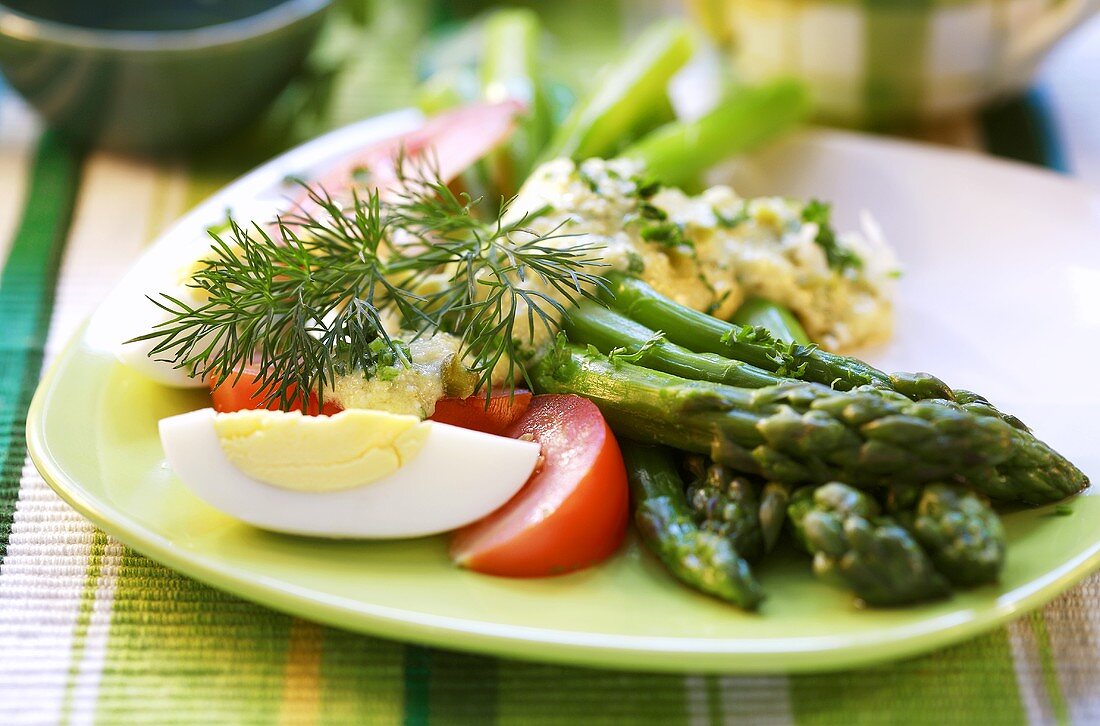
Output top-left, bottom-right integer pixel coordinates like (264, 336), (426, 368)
(449, 394), (629, 577)
(429, 389), (532, 436)
(209, 369), (342, 416)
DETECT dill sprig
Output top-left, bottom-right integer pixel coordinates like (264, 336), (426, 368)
(385, 164), (611, 392)
(130, 161), (609, 409)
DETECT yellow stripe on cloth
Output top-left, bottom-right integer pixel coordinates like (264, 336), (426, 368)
(279, 619), (325, 726)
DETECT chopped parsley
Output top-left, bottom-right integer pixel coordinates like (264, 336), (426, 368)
(639, 201), (667, 221)
(577, 167), (600, 193)
(715, 204), (750, 229)
(801, 199), (863, 274)
(641, 222), (690, 249)
(632, 175), (661, 199)
(625, 251), (646, 274)
(637, 200), (691, 249)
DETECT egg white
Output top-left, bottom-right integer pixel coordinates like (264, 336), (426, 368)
(159, 408), (540, 538)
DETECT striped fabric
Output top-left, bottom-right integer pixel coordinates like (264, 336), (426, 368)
(2, 2), (1100, 724)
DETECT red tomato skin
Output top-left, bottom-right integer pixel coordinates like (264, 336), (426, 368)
(449, 395), (629, 578)
(209, 370), (342, 416)
(428, 389), (532, 436)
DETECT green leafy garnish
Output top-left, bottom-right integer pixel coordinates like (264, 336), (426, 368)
(801, 199), (862, 273)
(715, 205), (749, 229)
(625, 251), (646, 274)
(578, 167), (601, 193)
(721, 325), (816, 377)
(631, 174), (661, 199)
(637, 201), (690, 249)
(130, 161), (610, 410)
(608, 330), (665, 364)
(640, 222), (690, 249)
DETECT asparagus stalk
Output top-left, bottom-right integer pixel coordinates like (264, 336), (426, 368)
(530, 341), (1088, 505)
(731, 304), (824, 542)
(788, 484), (876, 553)
(611, 278), (1035, 433)
(539, 20), (693, 163)
(685, 455), (787, 556)
(480, 8), (550, 187)
(788, 483), (950, 606)
(731, 297), (1027, 449)
(683, 458), (765, 561)
(621, 441), (764, 609)
(602, 272), (954, 400)
(884, 483), (1006, 586)
(758, 482), (792, 554)
(563, 299), (784, 388)
(622, 80), (811, 188)
(786, 350), (1004, 581)
(731, 299), (1026, 488)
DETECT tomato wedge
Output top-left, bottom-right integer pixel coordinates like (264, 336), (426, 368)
(209, 368), (342, 416)
(450, 394), (629, 577)
(429, 389), (533, 436)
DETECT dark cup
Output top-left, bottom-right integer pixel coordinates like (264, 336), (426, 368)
(0, 0), (332, 153)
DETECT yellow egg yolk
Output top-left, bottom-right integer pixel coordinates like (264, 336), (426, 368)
(213, 409), (430, 492)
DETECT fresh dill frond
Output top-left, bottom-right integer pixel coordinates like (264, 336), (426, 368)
(132, 185), (416, 411)
(130, 160), (610, 409)
(385, 160), (611, 393)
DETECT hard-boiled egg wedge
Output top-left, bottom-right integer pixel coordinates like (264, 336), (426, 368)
(159, 407), (540, 538)
(114, 249), (224, 388)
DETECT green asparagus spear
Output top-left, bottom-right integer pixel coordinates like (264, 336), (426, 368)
(885, 483), (1006, 586)
(787, 484), (877, 553)
(602, 272), (953, 400)
(759, 481), (792, 554)
(563, 299), (784, 388)
(539, 20), (692, 163)
(685, 455), (787, 555)
(480, 8), (550, 187)
(788, 483), (950, 606)
(729, 298), (1035, 438)
(723, 300), (817, 547)
(731, 299), (1033, 433)
(684, 461), (765, 561)
(531, 341), (1088, 504)
(731, 297), (812, 346)
(611, 277), (1032, 433)
(622, 80), (811, 188)
(682, 453), (709, 482)
(622, 441), (764, 609)
(953, 389), (1029, 432)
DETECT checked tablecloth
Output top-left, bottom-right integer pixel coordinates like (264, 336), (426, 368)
(3, 2), (1100, 724)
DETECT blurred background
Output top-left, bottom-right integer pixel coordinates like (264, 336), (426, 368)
(1, 0), (1097, 177)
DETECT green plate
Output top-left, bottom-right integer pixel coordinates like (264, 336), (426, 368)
(26, 122), (1100, 673)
